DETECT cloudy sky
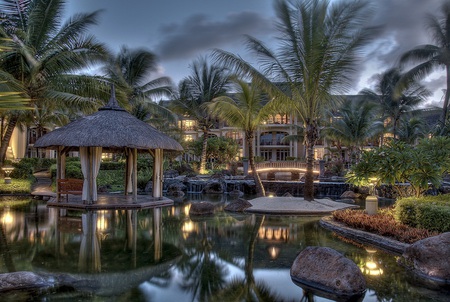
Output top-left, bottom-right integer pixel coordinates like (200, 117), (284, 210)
(66, 0), (446, 106)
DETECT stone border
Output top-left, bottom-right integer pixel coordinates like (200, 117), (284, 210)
(319, 216), (410, 255)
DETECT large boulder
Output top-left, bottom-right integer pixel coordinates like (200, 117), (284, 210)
(340, 190), (361, 199)
(202, 180), (224, 194)
(0, 271), (56, 294)
(224, 198), (252, 212)
(290, 247), (366, 299)
(189, 201), (216, 216)
(402, 232), (450, 283)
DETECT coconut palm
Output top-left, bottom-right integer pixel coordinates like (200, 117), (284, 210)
(396, 116), (428, 144)
(170, 57), (231, 174)
(0, 0), (110, 164)
(102, 46), (177, 126)
(360, 68), (430, 140)
(322, 98), (383, 164)
(208, 78), (274, 196)
(212, 0), (375, 200)
(399, 1), (450, 126)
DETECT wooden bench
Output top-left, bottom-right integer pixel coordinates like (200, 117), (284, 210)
(57, 178), (83, 201)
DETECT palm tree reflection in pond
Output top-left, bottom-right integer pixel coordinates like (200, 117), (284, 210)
(212, 215), (288, 302)
(178, 217), (228, 302)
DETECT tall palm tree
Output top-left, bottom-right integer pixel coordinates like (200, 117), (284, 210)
(208, 78), (274, 197)
(399, 1), (450, 126)
(322, 98), (383, 164)
(0, 0), (109, 164)
(213, 0), (374, 200)
(396, 116), (428, 144)
(170, 57), (231, 174)
(360, 68), (430, 139)
(102, 46), (177, 126)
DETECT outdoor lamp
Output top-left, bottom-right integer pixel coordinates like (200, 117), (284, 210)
(2, 166), (14, 184)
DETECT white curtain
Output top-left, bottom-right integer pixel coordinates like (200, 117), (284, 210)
(126, 149), (134, 194)
(79, 212), (101, 273)
(80, 147), (89, 201)
(80, 146), (103, 202)
(92, 147), (102, 201)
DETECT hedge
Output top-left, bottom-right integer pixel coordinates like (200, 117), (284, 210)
(394, 195), (450, 233)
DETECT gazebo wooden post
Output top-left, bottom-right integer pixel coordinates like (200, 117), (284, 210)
(56, 146), (66, 202)
(152, 149), (163, 198)
(132, 148), (138, 201)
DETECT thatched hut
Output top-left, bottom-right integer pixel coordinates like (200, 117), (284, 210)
(34, 87), (183, 204)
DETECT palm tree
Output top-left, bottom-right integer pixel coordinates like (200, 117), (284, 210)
(322, 98), (383, 164)
(208, 78), (274, 197)
(213, 0), (374, 200)
(399, 1), (450, 126)
(102, 46), (177, 126)
(170, 57), (231, 174)
(0, 0), (110, 164)
(396, 116), (428, 144)
(360, 68), (430, 139)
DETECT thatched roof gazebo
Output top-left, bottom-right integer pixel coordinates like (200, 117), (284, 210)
(34, 87), (183, 205)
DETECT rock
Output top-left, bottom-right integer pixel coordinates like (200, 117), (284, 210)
(202, 181), (224, 194)
(0, 271), (55, 293)
(340, 190), (361, 199)
(224, 198), (252, 212)
(290, 246), (366, 298)
(164, 169), (179, 179)
(283, 192), (293, 197)
(402, 232), (450, 283)
(144, 181), (152, 193)
(229, 189), (244, 198)
(189, 201), (216, 216)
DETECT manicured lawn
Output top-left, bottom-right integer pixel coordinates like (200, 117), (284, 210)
(0, 179), (33, 194)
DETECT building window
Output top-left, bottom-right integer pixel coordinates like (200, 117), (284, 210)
(184, 134), (194, 142)
(261, 150), (272, 161)
(179, 119), (196, 131)
(276, 150), (289, 161)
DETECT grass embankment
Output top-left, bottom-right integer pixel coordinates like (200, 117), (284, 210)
(0, 179), (33, 194)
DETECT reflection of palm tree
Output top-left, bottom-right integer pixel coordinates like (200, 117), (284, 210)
(0, 222), (15, 272)
(213, 215), (287, 301)
(178, 220), (228, 302)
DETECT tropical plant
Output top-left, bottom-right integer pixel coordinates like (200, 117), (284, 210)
(0, 0), (110, 165)
(346, 137), (450, 197)
(396, 116), (428, 144)
(189, 136), (239, 171)
(399, 1), (450, 126)
(322, 97), (383, 163)
(208, 78), (274, 196)
(213, 0), (375, 200)
(102, 46), (177, 126)
(170, 56), (231, 174)
(360, 68), (430, 139)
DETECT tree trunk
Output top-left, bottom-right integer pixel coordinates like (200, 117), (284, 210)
(304, 121), (319, 201)
(199, 128), (208, 174)
(441, 65), (450, 125)
(0, 116), (18, 166)
(247, 133), (265, 197)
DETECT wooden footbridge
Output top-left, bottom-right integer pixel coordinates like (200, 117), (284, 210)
(254, 161), (322, 180)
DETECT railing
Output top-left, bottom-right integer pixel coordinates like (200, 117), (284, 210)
(255, 161), (320, 174)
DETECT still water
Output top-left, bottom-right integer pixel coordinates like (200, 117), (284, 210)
(0, 195), (448, 301)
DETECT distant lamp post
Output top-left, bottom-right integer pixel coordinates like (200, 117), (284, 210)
(2, 166), (14, 184)
(366, 177), (379, 215)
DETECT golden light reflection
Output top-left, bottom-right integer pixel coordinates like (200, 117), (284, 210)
(258, 226), (289, 242)
(268, 246), (281, 259)
(184, 204), (191, 216)
(1, 209), (13, 225)
(182, 221), (195, 239)
(360, 249), (383, 276)
(96, 211), (108, 232)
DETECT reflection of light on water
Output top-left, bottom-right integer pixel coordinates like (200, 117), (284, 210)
(258, 226), (289, 242)
(361, 248), (383, 276)
(184, 204), (191, 216)
(1, 208), (13, 225)
(268, 246), (281, 259)
(182, 221), (195, 239)
(96, 210), (108, 232)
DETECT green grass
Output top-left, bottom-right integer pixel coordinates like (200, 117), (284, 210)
(0, 179), (33, 194)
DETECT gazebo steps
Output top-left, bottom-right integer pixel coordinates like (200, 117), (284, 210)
(47, 194), (174, 210)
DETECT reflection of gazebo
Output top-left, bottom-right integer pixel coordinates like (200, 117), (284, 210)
(34, 87), (183, 206)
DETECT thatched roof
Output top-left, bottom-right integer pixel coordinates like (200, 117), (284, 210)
(34, 89), (183, 152)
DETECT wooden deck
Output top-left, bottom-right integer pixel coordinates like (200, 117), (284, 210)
(46, 194), (174, 210)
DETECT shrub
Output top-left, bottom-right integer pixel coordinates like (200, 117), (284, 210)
(394, 195), (450, 233)
(65, 161), (83, 179)
(100, 161), (125, 170)
(10, 160), (34, 179)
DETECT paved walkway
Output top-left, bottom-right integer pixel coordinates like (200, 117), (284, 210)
(246, 196), (358, 215)
(31, 171), (56, 199)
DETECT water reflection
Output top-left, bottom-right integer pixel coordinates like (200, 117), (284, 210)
(0, 197), (449, 301)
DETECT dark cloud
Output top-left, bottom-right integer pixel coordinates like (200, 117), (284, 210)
(154, 11), (274, 60)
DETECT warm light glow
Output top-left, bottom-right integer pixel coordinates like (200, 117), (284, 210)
(258, 227), (266, 239)
(184, 204), (191, 216)
(268, 246), (281, 259)
(96, 211), (108, 232)
(1, 211), (13, 225)
(274, 228), (282, 240)
(182, 221), (195, 239)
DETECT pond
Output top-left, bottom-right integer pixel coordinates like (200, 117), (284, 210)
(0, 195), (449, 301)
